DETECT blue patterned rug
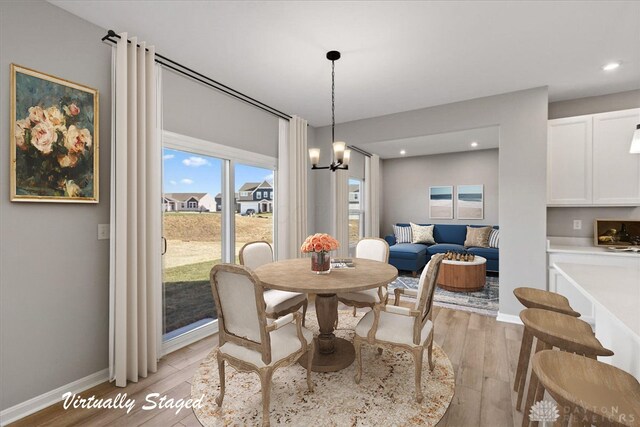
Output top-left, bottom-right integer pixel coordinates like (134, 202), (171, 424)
(389, 274), (499, 317)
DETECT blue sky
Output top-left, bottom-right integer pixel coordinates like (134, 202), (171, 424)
(162, 148), (273, 195)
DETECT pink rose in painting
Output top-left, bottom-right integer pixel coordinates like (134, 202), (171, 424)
(63, 103), (80, 116)
(15, 119), (30, 151)
(57, 153), (79, 168)
(28, 106), (46, 124)
(64, 125), (92, 154)
(30, 120), (57, 154)
(45, 106), (66, 131)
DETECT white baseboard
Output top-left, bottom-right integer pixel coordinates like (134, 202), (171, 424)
(0, 368), (109, 426)
(496, 312), (523, 325)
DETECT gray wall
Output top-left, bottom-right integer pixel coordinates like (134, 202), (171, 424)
(0, 0), (111, 410)
(313, 88), (549, 318)
(162, 69), (279, 157)
(547, 90), (640, 238)
(381, 149), (499, 234)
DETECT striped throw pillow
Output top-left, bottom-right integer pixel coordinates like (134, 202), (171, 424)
(393, 225), (413, 244)
(489, 229), (500, 248)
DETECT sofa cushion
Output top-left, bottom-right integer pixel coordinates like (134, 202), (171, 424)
(464, 226), (492, 248)
(427, 243), (465, 255)
(433, 224), (468, 246)
(393, 225), (413, 243)
(389, 243), (428, 260)
(488, 229), (500, 248)
(410, 223), (435, 244)
(467, 247), (499, 260)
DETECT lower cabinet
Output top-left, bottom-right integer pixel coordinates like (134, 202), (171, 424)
(548, 268), (594, 324)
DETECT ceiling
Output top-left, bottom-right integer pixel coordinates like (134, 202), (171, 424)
(360, 126), (499, 159)
(51, 1), (640, 128)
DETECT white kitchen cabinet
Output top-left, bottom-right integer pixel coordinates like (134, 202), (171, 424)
(592, 109), (640, 205)
(547, 108), (640, 206)
(548, 268), (594, 324)
(547, 115), (592, 205)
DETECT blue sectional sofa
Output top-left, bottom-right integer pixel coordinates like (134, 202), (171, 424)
(384, 224), (499, 276)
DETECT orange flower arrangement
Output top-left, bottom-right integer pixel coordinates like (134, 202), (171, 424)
(300, 233), (340, 254)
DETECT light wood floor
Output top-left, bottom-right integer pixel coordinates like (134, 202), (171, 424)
(9, 305), (525, 427)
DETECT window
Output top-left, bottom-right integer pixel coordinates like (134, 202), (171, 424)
(188, 200), (197, 209)
(240, 191), (249, 197)
(256, 191), (262, 199)
(349, 178), (364, 256)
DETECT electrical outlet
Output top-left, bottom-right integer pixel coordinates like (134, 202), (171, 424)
(98, 224), (110, 240)
(573, 220), (582, 230)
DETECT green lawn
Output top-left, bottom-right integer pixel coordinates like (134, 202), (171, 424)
(163, 259), (221, 283)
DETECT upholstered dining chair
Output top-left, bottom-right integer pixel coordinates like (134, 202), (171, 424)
(240, 241), (308, 326)
(353, 253), (444, 403)
(336, 238), (390, 319)
(210, 264), (314, 427)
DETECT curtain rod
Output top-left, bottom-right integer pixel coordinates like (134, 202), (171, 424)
(101, 30), (292, 121)
(348, 145), (372, 158)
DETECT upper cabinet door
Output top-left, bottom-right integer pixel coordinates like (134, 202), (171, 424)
(547, 116), (593, 205)
(592, 109), (640, 205)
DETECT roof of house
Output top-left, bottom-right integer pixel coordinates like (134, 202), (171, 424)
(163, 193), (207, 202)
(349, 184), (360, 192)
(237, 180), (273, 201)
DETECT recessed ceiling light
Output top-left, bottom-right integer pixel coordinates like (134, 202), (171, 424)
(470, 142), (478, 148)
(400, 150), (406, 155)
(602, 62), (621, 71)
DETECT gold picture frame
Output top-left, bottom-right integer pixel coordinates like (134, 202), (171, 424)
(10, 64), (99, 203)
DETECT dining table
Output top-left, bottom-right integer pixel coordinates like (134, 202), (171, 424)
(254, 257), (398, 372)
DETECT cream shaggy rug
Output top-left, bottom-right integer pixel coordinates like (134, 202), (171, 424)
(191, 311), (455, 426)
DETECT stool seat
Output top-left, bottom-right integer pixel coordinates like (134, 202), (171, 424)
(514, 287), (580, 317)
(520, 308), (613, 357)
(533, 350), (640, 427)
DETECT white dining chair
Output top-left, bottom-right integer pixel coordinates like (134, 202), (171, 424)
(353, 253), (444, 403)
(336, 238), (390, 319)
(239, 241), (308, 326)
(210, 264), (314, 427)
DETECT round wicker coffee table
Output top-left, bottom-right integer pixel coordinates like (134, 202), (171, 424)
(436, 256), (486, 292)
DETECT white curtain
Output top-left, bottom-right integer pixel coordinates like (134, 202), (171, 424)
(109, 33), (161, 387)
(277, 116), (308, 259)
(364, 154), (380, 237)
(333, 169), (349, 257)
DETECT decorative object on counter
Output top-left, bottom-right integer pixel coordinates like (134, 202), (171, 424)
(429, 186), (453, 219)
(594, 219), (640, 247)
(301, 233), (340, 274)
(11, 64), (99, 203)
(457, 184), (484, 220)
(606, 246), (640, 253)
(443, 250), (475, 262)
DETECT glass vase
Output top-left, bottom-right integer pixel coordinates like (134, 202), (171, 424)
(311, 251), (331, 274)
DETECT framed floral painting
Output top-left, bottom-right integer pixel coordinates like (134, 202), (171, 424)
(10, 64), (99, 203)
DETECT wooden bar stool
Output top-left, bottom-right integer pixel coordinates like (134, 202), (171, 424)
(514, 287), (581, 397)
(530, 350), (640, 427)
(518, 308), (614, 427)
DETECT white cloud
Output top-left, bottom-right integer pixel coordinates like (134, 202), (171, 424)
(180, 178), (194, 185)
(264, 173), (274, 184)
(169, 180), (177, 185)
(182, 156), (209, 167)
(163, 154), (175, 160)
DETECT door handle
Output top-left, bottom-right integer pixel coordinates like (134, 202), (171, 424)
(161, 237), (167, 255)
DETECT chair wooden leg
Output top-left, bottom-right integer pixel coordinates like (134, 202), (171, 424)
(515, 327), (534, 392)
(259, 368), (273, 427)
(427, 333), (435, 371)
(412, 271), (417, 278)
(215, 356), (225, 406)
(354, 337), (363, 384)
(412, 347), (424, 403)
(306, 341), (314, 392)
(352, 306), (357, 317)
(522, 341), (549, 426)
(517, 333), (541, 411)
(302, 300), (308, 327)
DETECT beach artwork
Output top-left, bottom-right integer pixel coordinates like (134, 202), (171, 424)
(429, 186), (453, 219)
(457, 185), (484, 219)
(10, 64), (99, 203)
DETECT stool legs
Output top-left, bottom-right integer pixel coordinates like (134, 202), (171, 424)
(515, 328), (534, 392)
(519, 338), (550, 413)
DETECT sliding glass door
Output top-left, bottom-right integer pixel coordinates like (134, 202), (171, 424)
(162, 148), (222, 341)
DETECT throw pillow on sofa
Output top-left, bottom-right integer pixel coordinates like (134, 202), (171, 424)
(464, 226), (492, 248)
(392, 224), (413, 243)
(410, 223), (435, 244)
(488, 228), (500, 248)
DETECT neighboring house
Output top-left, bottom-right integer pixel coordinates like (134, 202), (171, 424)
(237, 180), (273, 214)
(163, 193), (216, 212)
(214, 193), (240, 213)
(349, 183), (360, 210)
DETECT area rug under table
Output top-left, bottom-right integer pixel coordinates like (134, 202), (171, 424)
(191, 311), (455, 426)
(390, 274), (499, 317)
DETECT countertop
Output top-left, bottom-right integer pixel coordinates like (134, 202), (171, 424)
(547, 236), (640, 258)
(553, 262), (640, 338)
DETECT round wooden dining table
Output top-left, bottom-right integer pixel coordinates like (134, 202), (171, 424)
(254, 257), (398, 372)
